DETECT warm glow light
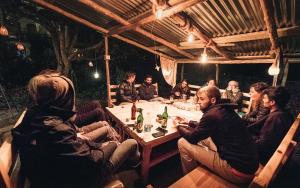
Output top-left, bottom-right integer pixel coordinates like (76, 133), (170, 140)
(155, 64), (160, 71)
(0, 26), (8, 36)
(156, 8), (163, 20)
(268, 63), (280, 75)
(16, 42), (25, 51)
(94, 71), (99, 79)
(187, 33), (194, 43)
(200, 47), (208, 63)
(88, 61), (94, 67)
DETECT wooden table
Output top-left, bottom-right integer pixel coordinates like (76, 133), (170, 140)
(106, 101), (202, 183)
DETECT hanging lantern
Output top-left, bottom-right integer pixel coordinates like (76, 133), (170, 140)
(88, 61), (94, 67)
(16, 42), (25, 51)
(0, 25), (8, 36)
(268, 63), (280, 75)
(187, 33), (194, 43)
(94, 71), (99, 79)
(200, 47), (208, 63)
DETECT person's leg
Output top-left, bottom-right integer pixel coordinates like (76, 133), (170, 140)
(83, 126), (109, 142)
(178, 137), (252, 184)
(80, 121), (109, 133)
(107, 139), (140, 173)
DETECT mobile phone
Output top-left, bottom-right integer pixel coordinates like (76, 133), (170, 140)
(156, 127), (168, 134)
(152, 131), (165, 138)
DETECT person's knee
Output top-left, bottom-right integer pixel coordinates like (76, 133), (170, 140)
(178, 138), (188, 151)
(123, 139), (138, 149)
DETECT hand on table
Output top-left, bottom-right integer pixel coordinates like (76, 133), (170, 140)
(173, 116), (189, 127)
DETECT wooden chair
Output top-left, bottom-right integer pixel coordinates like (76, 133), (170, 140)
(170, 113), (300, 188)
(0, 111), (124, 188)
(110, 83), (158, 104)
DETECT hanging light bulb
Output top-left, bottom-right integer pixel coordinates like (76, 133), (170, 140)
(88, 61), (94, 67)
(16, 42), (25, 51)
(0, 25), (8, 36)
(187, 33), (194, 43)
(200, 47), (208, 63)
(155, 7), (164, 20)
(94, 71), (99, 79)
(268, 63), (280, 75)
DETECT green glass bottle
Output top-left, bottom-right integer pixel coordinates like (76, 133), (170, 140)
(136, 109), (144, 133)
(161, 106), (168, 128)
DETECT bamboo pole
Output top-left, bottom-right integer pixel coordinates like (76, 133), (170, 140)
(281, 60), (289, 86)
(104, 36), (112, 107)
(215, 64), (219, 85)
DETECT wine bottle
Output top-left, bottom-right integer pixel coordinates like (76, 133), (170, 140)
(161, 106), (168, 128)
(136, 109), (144, 133)
(131, 102), (137, 120)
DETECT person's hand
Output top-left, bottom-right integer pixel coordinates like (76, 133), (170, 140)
(173, 116), (189, 125)
(77, 132), (90, 141)
(175, 92), (180, 96)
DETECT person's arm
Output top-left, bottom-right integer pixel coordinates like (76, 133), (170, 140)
(177, 115), (214, 144)
(138, 86), (146, 100)
(186, 87), (191, 99)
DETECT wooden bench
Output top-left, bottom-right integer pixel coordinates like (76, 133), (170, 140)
(170, 113), (300, 188)
(110, 83), (158, 104)
(0, 111), (124, 188)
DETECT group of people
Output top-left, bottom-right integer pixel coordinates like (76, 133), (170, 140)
(12, 69), (295, 187)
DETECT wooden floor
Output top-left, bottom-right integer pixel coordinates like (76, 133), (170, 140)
(169, 166), (241, 188)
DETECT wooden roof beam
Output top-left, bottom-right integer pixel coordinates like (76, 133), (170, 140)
(176, 58), (275, 64)
(108, 0), (205, 36)
(78, 0), (195, 59)
(259, 0), (279, 54)
(179, 25), (300, 46)
(32, 0), (175, 61)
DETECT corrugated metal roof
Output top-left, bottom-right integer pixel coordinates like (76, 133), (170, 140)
(39, 0), (300, 60)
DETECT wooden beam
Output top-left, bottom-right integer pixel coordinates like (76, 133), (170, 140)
(179, 43), (235, 49)
(176, 55), (272, 63)
(259, 0), (279, 53)
(104, 36), (113, 108)
(179, 25), (300, 45)
(215, 64), (219, 85)
(108, 0), (205, 36)
(176, 58), (275, 64)
(78, 0), (195, 59)
(33, 0), (174, 61)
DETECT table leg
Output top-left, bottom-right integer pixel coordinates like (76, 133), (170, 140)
(141, 146), (152, 184)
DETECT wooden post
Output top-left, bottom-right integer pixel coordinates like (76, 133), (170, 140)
(180, 64), (184, 81)
(281, 59), (289, 86)
(173, 63), (178, 87)
(104, 36), (112, 107)
(215, 64), (220, 85)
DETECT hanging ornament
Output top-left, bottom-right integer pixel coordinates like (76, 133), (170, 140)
(16, 42), (25, 51)
(155, 64), (160, 71)
(0, 25), (8, 36)
(88, 61), (94, 67)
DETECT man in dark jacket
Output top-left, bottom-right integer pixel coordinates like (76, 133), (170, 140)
(138, 74), (158, 100)
(251, 86), (293, 164)
(12, 74), (140, 188)
(176, 86), (259, 184)
(117, 71), (138, 104)
(171, 79), (191, 100)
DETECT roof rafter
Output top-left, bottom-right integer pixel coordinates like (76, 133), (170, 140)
(108, 0), (205, 36)
(32, 0), (175, 61)
(78, 0), (195, 59)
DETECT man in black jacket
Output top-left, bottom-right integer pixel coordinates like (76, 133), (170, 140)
(117, 71), (138, 104)
(251, 86), (292, 164)
(176, 86), (259, 184)
(138, 74), (158, 100)
(13, 74), (140, 188)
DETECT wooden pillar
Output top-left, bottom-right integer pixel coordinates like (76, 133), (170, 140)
(180, 64), (184, 81)
(173, 63), (178, 87)
(215, 64), (220, 85)
(104, 36), (112, 107)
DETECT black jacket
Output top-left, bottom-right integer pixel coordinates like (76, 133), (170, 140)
(117, 80), (138, 103)
(252, 109), (293, 164)
(178, 102), (259, 174)
(12, 106), (117, 188)
(243, 100), (269, 124)
(171, 83), (191, 99)
(138, 83), (157, 100)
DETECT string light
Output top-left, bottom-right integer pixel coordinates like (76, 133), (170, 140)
(187, 33), (194, 43)
(94, 71), (99, 79)
(155, 64), (160, 71)
(88, 61), (94, 67)
(200, 47), (208, 63)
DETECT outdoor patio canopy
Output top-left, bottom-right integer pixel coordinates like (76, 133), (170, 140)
(31, 0), (300, 106)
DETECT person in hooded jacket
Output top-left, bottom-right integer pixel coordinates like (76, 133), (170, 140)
(12, 73), (140, 188)
(175, 86), (259, 185)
